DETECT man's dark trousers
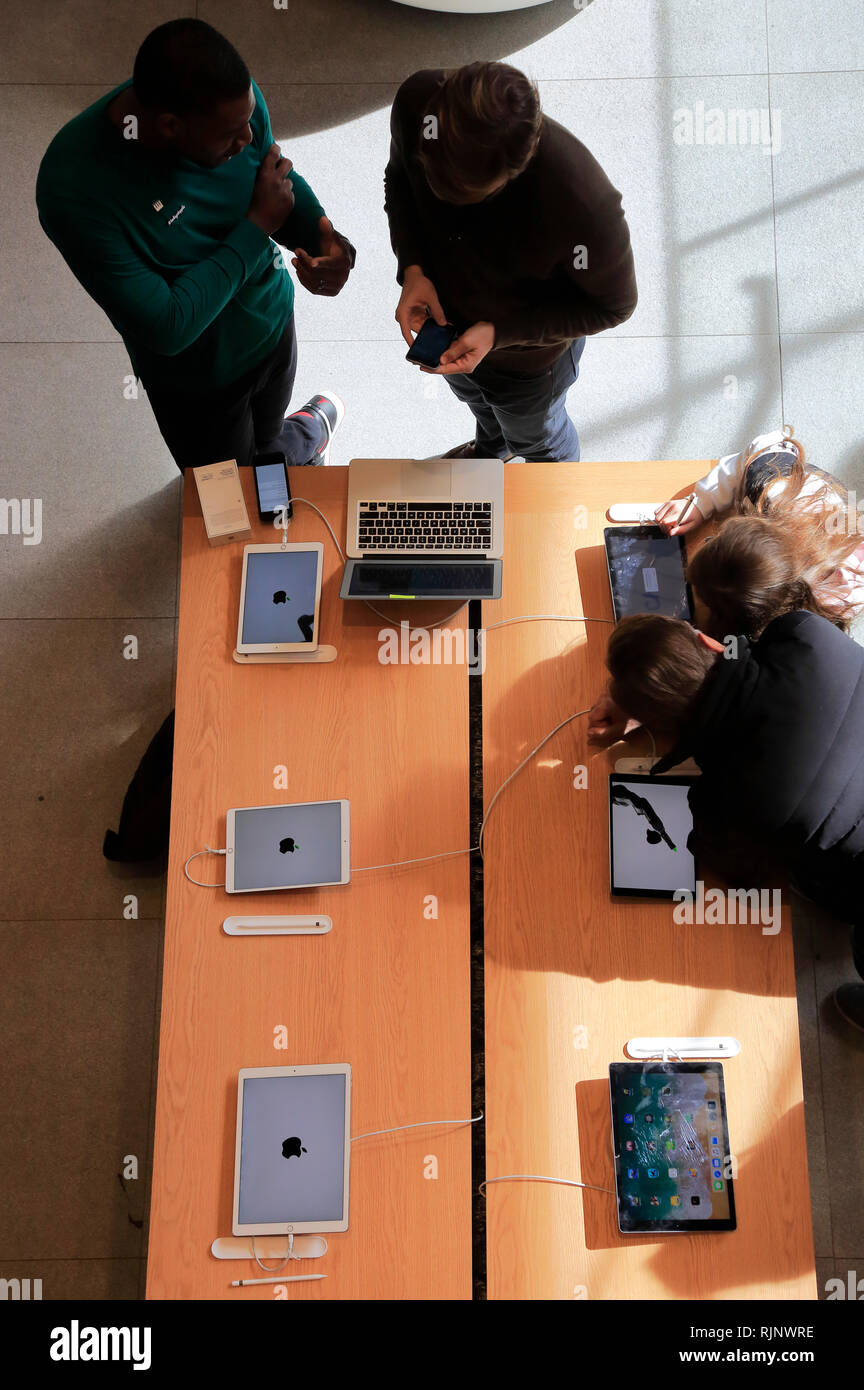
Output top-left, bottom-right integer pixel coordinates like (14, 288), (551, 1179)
(444, 337), (585, 461)
(143, 317), (322, 472)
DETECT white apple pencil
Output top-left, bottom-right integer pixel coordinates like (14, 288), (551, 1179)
(232, 1273), (327, 1287)
(673, 493), (696, 530)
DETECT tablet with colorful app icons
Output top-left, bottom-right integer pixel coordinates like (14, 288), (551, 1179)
(609, 1062), (736, 1233)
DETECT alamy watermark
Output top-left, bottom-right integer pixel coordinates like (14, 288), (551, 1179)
(673, 882), (781, 935)
(825, 1270), (864, 1299)
(1, 497), (42, 545)
(378, 622), (485, 675)
(50, 1321), (151, 1370)
(825, 492), (864, 537)
(0, 1277), (42, 1299)
(674, 101), (781, 156)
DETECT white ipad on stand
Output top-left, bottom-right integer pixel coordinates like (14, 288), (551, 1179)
(232, 1064), (352, 1237)
(234, 542), (336, 663)
(225, 800), (350, 895)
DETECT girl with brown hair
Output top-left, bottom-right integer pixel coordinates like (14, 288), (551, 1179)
(656, 427), (864, 637)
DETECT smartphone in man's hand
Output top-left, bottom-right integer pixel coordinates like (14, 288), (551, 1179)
(405, 318), (458, 368)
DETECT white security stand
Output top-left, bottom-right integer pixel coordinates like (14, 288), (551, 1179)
(606, 503), (663, 524)
(233, 645), (337, 665)
(211, 1236), (328, 1262)
(222, 916), (332, 936)
(626, 1036), (741, 1060)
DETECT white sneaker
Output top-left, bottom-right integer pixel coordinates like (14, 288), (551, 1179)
(296, 390), (345, 466)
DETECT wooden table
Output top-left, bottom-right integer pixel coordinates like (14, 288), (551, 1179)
(481, 462), (817, 1301)
(148, 458), (817, 1301)
(146, 468), (473, 1300)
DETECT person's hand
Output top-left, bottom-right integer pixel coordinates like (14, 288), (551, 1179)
(587, 691), (635, 747)
(292, 216), (353, 297)
(395, 265), (446, 347)
(424, 321), (496, 376)
(655, 496), (704, 535)
(246, 144), (296, 235)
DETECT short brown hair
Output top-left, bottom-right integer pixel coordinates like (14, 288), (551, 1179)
(418, 61), (542, 204)
(688, 514), (855, 640)
(607, 615), (717, 736)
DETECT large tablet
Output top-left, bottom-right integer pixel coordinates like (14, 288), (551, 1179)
(604, 525), (692, 623)
(609, 1062), (736, 1233)
(609, 774), (696, 898)
(232, 1065), (351, 1236)
(225, 800), (350, 894)
(236, 543), (323, 655)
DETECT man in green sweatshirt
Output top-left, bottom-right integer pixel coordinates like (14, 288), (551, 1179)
(36, 19), (355, 471)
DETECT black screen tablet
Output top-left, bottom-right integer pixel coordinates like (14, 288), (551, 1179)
(609, 1062), (736, 1233)
(604, 525), (692, 623)
(609, 774), (697, 899)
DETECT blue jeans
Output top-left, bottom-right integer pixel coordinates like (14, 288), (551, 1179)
(444, 338), (585, 462)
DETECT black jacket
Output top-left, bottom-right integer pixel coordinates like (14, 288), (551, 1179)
(652, 612), (864, 920)
(383, 69), (638, 372)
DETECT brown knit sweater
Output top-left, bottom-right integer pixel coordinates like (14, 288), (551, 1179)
(384, 69), (638, 372)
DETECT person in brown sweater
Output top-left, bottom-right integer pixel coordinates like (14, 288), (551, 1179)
(384, 62), (638, 462)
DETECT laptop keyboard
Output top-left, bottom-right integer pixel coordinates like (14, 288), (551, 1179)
(357, 500), (493, 551)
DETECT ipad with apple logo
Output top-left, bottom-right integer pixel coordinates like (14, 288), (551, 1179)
(236, 542), (323, 655)
(233, 1065), (351, 1236)
(225, 800), (350, 894)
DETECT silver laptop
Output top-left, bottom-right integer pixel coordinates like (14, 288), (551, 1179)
(341, 457), (504, 601)
(346, 458), (504, 558)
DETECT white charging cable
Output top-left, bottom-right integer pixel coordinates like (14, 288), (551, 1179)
(352, 1114), (482, 1142)
(352, 845), (479, 873)
(183, 708), (593, 887)
(251, 1230), (299, 1274)
(479, 1174), (614, 1197)
(482, 1050), (691, 1204)
(333, 707), (593, 874)
(479, 708), (591, 858)
(280, 494), (619, 636)
(184, 846), (227, 887)
(285, 497), (469, 628)
(285, 500), (616, 636)
(182, 842), (482, 889)
(247, 1115), (483, 1273)
(645, 725), (658, 763)
(484, 614), (613, 632)
(279, 498), (343, 562)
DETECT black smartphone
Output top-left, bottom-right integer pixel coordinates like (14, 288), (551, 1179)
(253, 453), (292, 525)
(405, 319), (458, 368)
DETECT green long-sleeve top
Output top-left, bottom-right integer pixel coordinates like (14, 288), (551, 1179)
(36, 79), (326, 392)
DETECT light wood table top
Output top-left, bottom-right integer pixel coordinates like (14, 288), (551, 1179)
(146, 467), (473, 1300)
(480, 461), (817, 1301)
